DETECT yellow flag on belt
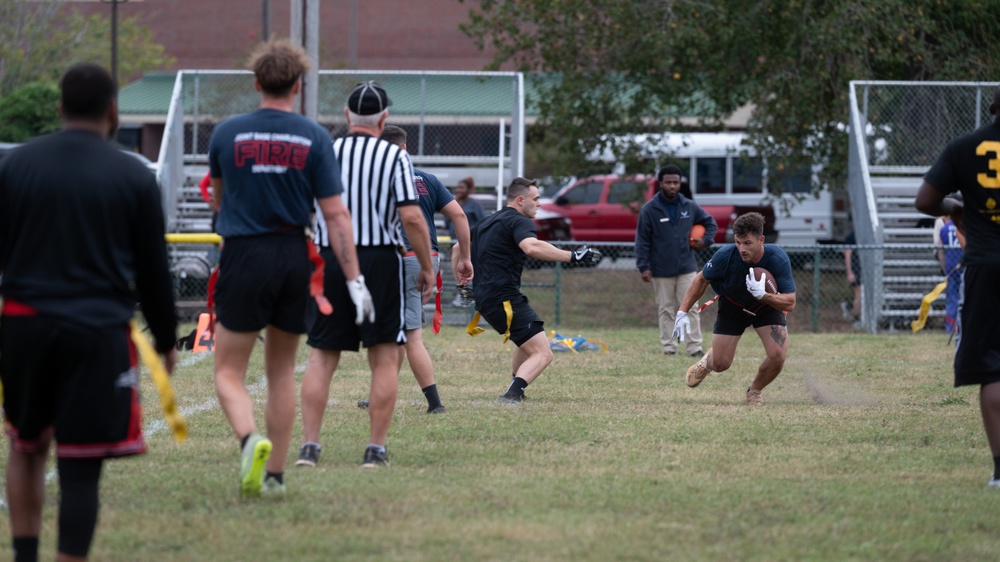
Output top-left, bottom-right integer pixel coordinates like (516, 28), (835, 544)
(911, 281), (947, 333)
(130, 320), (187, 443)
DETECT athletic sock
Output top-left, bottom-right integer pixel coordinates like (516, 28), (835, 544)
(993, 455), (1000, 480)
(13, 537), (39, 562)
(505, 377), (528, 396)
(421, 384), (442, 409)
(265, 471), (284, 484)
(367, 443), (386, 454)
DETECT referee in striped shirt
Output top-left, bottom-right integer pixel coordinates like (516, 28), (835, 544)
(298, 81), (434, 468)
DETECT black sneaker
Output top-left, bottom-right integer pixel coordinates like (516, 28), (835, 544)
(357, 399), (369, 409)
(497, 391), (524, 404)
(295, 443), (320, 467)
(427, 405), (446, 414)
(689, 350), (704, 358)
(361, 446), (389, 468)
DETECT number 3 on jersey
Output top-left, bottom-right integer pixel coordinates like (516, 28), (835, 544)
(977, 141), (1000, 188)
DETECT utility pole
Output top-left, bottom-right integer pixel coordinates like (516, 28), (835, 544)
(99, 0), (129, 87)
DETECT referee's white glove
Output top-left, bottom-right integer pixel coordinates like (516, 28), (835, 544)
(346, 275), (376, 325)
(671, 310), (690, 342)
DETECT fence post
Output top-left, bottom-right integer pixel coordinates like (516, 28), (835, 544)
(812, 247), (821, 333)
(554, 262), (562, 328)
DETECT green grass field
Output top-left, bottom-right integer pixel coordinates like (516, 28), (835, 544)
(2, 326), (997, 561)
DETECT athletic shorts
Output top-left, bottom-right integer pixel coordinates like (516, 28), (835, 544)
(403, 253), (439, 331)
(0, 306), (145, 459)
(954, 264), (1000, 387)
(713, 296), (787, 336)
(214, 232), (312, 333)
(307, 246), (405, 350)
(477, 293), (544, 347)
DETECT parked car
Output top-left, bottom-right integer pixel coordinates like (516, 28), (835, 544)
(435, 192), (573, 243)
(540, 174), (778, 244)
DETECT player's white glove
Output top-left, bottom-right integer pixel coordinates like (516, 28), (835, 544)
(671, 310), (690, 342)
(745, 267), (766, 300)
(570, 245), (603, 265)
(346, 275), (376, 325)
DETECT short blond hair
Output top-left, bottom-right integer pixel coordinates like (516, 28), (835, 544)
(248, 38), (311, 96)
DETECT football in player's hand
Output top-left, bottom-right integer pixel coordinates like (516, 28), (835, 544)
(749, 267), (779, 294)
(689, 224), (706, 248)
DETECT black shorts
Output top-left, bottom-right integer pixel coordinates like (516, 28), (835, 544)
(478, 294), (544, 347)
(955, 264), (1000, 387)
(713, 296), (787, 336)
(214, 233), (312, 333)
(1, 310), (145, 458)
(307, 246), (405, 350)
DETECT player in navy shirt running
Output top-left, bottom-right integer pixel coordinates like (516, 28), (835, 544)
(673, 212), (797, 405)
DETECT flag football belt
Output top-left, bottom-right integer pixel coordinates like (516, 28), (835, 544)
(466, 300), (514, 344)
(724, 294), (765, 316)
(403, 251), (443, 333)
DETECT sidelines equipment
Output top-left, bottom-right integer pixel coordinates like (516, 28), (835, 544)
(547, 331), (609, 353)
(690, 224), (706, 247)
(130, 320), (188, 443)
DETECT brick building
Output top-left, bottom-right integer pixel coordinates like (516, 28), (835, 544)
(73, 0), (494, 72)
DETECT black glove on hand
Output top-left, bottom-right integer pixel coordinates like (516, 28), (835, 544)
(570, 245), (602, 265)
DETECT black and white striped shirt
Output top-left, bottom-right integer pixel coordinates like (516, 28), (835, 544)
(313, 133), (418, 248)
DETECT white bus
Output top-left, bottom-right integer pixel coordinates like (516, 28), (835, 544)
(596, 132), (851, 245)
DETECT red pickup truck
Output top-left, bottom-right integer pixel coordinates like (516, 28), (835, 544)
(540, 175), (778, 243)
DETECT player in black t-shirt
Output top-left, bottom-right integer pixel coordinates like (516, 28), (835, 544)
(0, 63), (177, 562)
(456, 177), (602, 402)
(916, 84), (1000, 489)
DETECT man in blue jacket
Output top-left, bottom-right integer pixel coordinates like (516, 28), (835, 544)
(635, 164), (717, 356)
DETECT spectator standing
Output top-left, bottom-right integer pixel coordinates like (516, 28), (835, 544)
(208, 39), (368, 498)
(915, 84), (1000, 488)
(635, 164), (717, 356)
(448, 176), (487, 237)
(297, 82), (433, 468)
(674, 212), (796, 405)
(460, 178), (602, 402)
(841, 231), (862, 326)
(0, 63), (177, 561)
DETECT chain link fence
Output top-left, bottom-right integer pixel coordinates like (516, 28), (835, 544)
(166, 241), (958, 334)
(434, 241), (957, 335)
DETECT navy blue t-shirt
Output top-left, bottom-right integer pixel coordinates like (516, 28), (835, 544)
(470, 206), (537, 305)
(702, 244), (795, 309)
(208, 109), (342, 237)
(402, 168), (454, 252)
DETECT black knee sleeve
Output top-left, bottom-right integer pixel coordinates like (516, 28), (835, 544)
(57, 457), (103, 558)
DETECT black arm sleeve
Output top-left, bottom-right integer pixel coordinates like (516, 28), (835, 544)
(132, 179), (178, 354)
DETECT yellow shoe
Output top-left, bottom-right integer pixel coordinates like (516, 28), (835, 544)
(239, 433), (272, 498)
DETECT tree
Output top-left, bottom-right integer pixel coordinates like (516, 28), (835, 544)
(460, 0), (1000, 188)
(0, 82), (60, 142)
(0, 0), (174, 97)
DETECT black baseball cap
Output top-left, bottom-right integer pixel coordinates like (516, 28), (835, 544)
(347, 80), (392, 116)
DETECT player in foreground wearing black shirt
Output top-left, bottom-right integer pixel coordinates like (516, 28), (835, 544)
(457, 178), (602, 403)
(0, 63), (177, 562)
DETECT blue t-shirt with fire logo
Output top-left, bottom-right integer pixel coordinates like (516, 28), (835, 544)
(208, 108), (342, 237)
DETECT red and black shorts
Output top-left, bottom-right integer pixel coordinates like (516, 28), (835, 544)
(713, 296), (787, 336)
(1, 303), (145, 459)
(307, 245), (405, 350)
(214, 232), (312, 334)
(955, 264), (1000, 387)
